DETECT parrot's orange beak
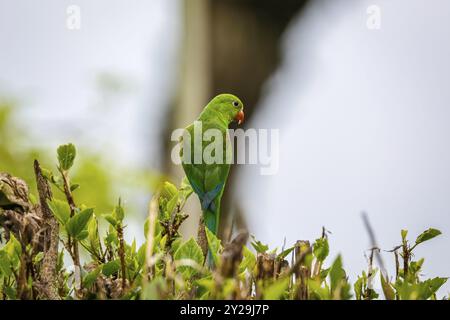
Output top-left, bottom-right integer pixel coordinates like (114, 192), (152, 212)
(235, 110), (245, 125)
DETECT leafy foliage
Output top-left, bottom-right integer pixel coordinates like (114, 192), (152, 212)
(0, 143), (448, 300)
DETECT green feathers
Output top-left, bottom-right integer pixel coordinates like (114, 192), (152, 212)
(181, 94), (244, 235)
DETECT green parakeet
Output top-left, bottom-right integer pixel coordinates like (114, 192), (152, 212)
(181, 93), (244, 236)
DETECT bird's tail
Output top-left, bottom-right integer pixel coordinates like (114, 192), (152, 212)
(203, 208), (218, 267)
(204, 208), (218, 235)
(189, 180), (223, 235)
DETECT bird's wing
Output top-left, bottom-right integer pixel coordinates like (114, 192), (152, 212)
(181, 124), (206, 199)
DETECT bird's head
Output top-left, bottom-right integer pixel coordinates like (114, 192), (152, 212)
(205, 93), (244, 126)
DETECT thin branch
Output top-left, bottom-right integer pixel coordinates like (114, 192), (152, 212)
(361, 211), (387, 278)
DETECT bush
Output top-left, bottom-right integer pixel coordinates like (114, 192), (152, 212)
(0, 144), (447, 300)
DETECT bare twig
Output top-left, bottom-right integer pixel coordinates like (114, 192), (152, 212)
(361, 212), (387, 278)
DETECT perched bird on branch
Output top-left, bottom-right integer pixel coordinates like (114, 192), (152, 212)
(181, 94), (244, 236)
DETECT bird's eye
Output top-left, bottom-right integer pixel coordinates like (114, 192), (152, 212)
(233, 101), (239, 107)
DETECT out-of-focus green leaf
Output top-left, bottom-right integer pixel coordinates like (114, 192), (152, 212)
(313, 237), (329, 262)
(141, 276), (167, 300)
(83, 267), (101, 288)
(160, 181), (178, 201)
(277, 246), (294, 261)
(329, 255), (345, 292)
(33, 252), (44, 264)
(239, 246), (256, 274)
(102, 260), (120, 276)
(0, 251), (12, 276)
(329, 255), (351, 299)
(113, 203), (125, 222)
(380, 273), (395, 300)
(354, 277), (363, 300)
(103, 213), (118, 227)
(4, 234), (21, 266)
(250, 236), (269, 253)
(263, 277), (289, 300)
(174, 238), (204, 278)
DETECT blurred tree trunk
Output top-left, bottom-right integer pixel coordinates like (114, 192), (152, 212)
(164, 0), (309, 239)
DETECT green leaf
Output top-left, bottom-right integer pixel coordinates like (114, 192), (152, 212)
(66, 208), (94, 240)
(174, 237), (204, 278)
(83, 267), (101, 288)
(427, 277), (447, 293)
(160, 181), (178, 201)
(41, 167), (54, 181)
(103, 213), (118, 227)
(166, 193), (178, 217)
(415, 228), (442, 245)
(354, 277), (363, 300)
(409, 258), (425, 275)
(277, 246), (294, 261)
(48, 199), (71, 225)
(87, 216), (100, 250)
(319, 268), (330, 281)
(77, 230), (89, 241)
(3, 286), (16, 299)
(205, 227), (221, 266)
(33, 252), (44, 264)
(137, 243), (146, 267)
(159, 234), (168, 252)
(329, 255), (344, 291)
(29, 193), (37, 205)
(57, 143), (76, 171)
(171, 237), (183, 254)
(329, 255), (346, 293)
(401, 229), (408, 242)
(102, 260), (120, 277)
(113, 202), (125, 222)
(380, 273), (395, 300)
(141, 276), (167, 300)
(0, 235), (22, 274)
(263, 277), (289, 300)
(5, 234), (22, 263)
(309, 278), (330, 300)
(313, 237), (329, 262)
(196, 277), (215, 292)
(250, 236), (269, 253)
(0, 251), (12, 276)
(70, 184), (80, 192)
(239, 246), (256, 274)
(105, 230), (118, 246)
